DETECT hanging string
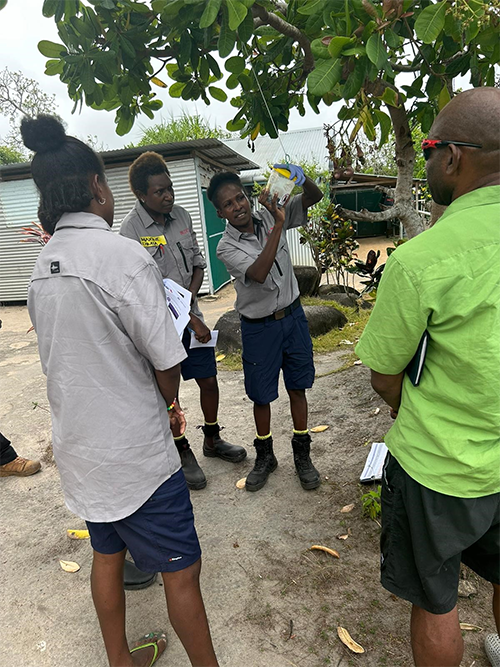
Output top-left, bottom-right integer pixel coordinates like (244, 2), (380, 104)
(238, 34), (291, 166)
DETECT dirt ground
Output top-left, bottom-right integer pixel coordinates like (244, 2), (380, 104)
(0, 269), (495, 667)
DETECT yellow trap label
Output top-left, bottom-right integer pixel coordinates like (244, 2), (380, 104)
(140, 235), (166, 247)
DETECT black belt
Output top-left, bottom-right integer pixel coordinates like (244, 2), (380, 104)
(240, 297), (301, 324)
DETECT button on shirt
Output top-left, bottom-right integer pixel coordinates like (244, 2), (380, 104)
(28, 212), (187, 522)
(217, 196), (307, 318)
(356, 186), (500, 498)
(120, 201), (207, 321)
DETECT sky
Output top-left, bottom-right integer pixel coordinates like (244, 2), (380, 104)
(0, 0), (332, 151)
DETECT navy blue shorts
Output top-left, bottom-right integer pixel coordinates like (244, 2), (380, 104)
(180, 327), (217, 381)
(241, 304), (315, 405)
(86, 469), (201, 573)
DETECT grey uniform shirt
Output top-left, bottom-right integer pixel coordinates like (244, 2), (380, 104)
(216, 195), (307, 318)
(120, 201), (207, 321)
(28, 212), (187, 523)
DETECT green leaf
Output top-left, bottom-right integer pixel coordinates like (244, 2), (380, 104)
(237, 9), (254, 43)
(225, 55), (245, 74)
(361, 106), (375, 141)
(438, 84), (451, 111)
(414, 2), (447, 44)
(169, 82), (185, 97)
(374, 109), (391, 147)
(305, 12), (324, 37)
(307, 58), (342, 96)
(225, 0), (247, 30)
(311, 38), (332, 60)
(44, 59), (65, 76)
(425, 74), (441, 99)
(42, 0), (59, 17)
(218, 10), (236, 57)
(207, 53), (222, 79)
(226, 73), (239, 89)
(208, 86), (228, 102)
(226, 118), (245, 132)
(380, 86), (399, 107)
(38, 40), (66, 58)
(298, 0), (323, 15)
(199, 0), (221, 23)
(384, 28), (400, 49)
(366, 33), (388, 69)
(328, 36), (354, 59)
(342, 57), (367, 99)
(116, 113), (134, 136)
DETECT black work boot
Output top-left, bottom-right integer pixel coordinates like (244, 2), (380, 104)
(291, 433), (320, 490)
(175, 436), (207, 490)
(202, 423), (247, 462)
(245, 437), (278, 492)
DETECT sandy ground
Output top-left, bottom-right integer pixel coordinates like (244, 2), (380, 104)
(0, 264), (495, 667)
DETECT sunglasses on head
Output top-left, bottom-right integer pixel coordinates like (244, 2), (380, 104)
(421, 139), (483, 161)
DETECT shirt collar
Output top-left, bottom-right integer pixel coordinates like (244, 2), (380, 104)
(55, 212), (112, 232)
(135, 200), (176, 229)
(225, 216), (262, 242)
(437, 185), (500, 225)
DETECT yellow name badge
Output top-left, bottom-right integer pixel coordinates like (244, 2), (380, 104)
(140, 235), (167, 248)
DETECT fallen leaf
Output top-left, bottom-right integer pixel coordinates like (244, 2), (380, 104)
(354, 360), (362, 365)
(340, 503), (355, 513)
(459, 623), (483, 631)
(67, 529), (89, 540)
(59, 560), (81, 573)
(310, 545), (340, 558)
(339, 340), (354, 345)
(216, 354), (226, 362)
(235, 477), (246, 489)
(371, 407), (381, 416)
(337, 534), (349, 540)
(311, 425), (329, 433)
(233, 542), (239, 548)
(337, 627), (365, 653)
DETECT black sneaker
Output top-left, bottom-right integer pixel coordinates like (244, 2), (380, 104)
(291, 433), (320, 490)
(245, 437), (278, 492)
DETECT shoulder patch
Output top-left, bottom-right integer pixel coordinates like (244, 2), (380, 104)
(50, 261), (60, 274)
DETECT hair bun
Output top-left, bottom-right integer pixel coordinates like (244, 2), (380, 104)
(21, 114), (67, 154)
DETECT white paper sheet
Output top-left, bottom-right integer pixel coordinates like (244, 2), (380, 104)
(359, 442), (388, 484)
(163, 278), (191, 338)
(189, 330), (219, 349)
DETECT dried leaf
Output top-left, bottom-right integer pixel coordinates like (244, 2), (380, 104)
(67, 529), (90, 540)
(337, 534), (349, 540)
(235, 477), (246, 489)
(339, 339), (354, 345)
(59, 560), (81, 573)
(310, 545), (340, 558)
(340, 503), (355, 513)
(371, 407), (381, 416)
(216, 354), (226, 362)
(310, 425), (329, 433)
(337, 626), (365, 653)
(354, 360), (362, 365)
(459, 623), (483, 632)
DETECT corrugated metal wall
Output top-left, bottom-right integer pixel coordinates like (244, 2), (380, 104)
(0, 158), (211, 302)
(0, 179), (42, 302)
(287, 227), (315, 267)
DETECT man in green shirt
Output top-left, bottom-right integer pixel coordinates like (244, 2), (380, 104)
(356, 87), (500, 666)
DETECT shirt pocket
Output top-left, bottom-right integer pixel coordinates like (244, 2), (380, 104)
(176, 238), (194, 273)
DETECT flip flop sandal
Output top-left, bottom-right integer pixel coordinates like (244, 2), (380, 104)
(485, 633), (500, 667)
(130, 632), (167, 667)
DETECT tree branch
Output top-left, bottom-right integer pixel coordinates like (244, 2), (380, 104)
(252, 4), (314, 73)
(391, 61), (421, 72)
(337, 206), (397, 223)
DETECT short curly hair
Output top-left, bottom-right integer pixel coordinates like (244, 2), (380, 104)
(207, 172), (243, 208)
(128, 151), (170, 198)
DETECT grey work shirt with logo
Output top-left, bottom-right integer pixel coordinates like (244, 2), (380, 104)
(120, 201), (207, 321)
(216, 195), (307, 318)
(27, 212), (187, 523)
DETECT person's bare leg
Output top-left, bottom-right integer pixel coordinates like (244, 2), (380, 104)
(161, 559), (218, 667)
(91, 549), (165, 667)
(287, 388), (307, 431)
(493, 583), (500, 634)
(197, 376), (219, 450)
(254, 403), (271, 436)
(410, 604), (463, 666)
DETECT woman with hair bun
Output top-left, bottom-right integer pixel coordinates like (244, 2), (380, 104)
(23, 116), (218, 667)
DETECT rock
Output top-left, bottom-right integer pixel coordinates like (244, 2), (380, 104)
(458, 580), (477, 598)
(214, 309), (242, 353)
(293, 266), (320, 296)
(318, 284), (359, 296)
(320, 293), (373, 310)
(303, 305), (347, 337)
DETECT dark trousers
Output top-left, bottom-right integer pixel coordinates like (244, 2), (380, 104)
(0, 432), (18, 466)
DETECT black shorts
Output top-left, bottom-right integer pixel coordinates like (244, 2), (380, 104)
(380, 452), (500, 614)
(180, 327), (217, 381)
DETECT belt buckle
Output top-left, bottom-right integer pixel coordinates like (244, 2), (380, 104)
(274, 309), (285, 320)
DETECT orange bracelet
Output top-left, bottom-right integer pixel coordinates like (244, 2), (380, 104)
(167, 398), (177, 411)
